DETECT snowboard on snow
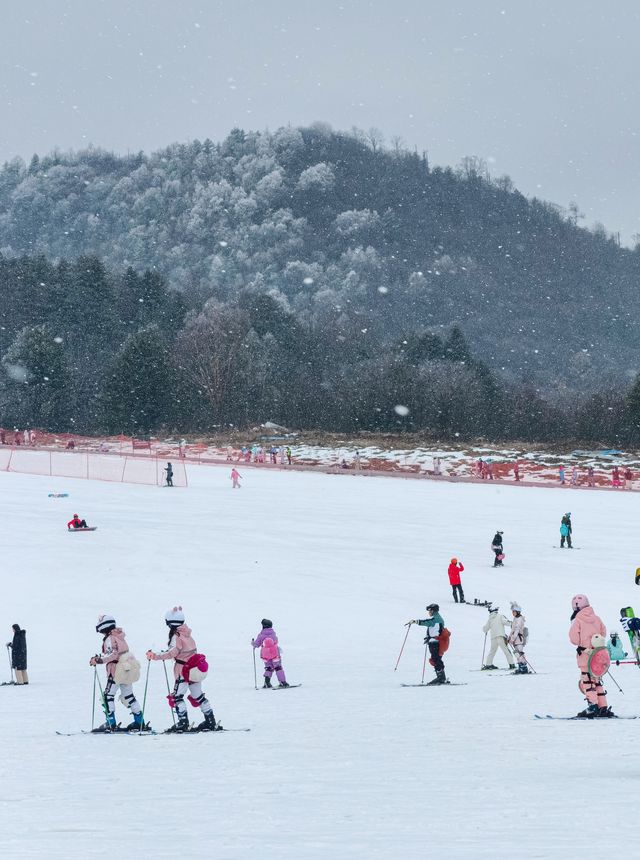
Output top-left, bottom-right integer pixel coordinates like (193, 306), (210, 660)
(534, 714), (637, 721)
(68, 527), (97, 532)
(466, 599), (493, 608)
(48, 493), (69, 498)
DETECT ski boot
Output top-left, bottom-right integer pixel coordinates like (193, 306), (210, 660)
(93, 713), (117, 733)
(516, 663), (529, 674)
(263, 676), (272, 689)
(165, 713), (190, 733)
(426, 671), (447, 686)
(278, 682), (290, 688)
(481, 664), (498, 670)
(576, 704), (599, 719)
(126, 713), (150, 732)
(508, 664), (516, 670)
(195, 711), (218, 732)
(596, 706), (615, 718)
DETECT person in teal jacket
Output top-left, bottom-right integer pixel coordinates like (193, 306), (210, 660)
(560, 513), (572, 548)
(408, 604), (447, 685)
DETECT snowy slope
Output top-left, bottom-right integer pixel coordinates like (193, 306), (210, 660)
(1, 466), (639, 859)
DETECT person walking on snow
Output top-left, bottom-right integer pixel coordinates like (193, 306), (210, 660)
(146, 607), (217, 732)
(7, 624), (28, 684)
(252, 619), (290, 688)
(491, 531), (504, 567)
(230, 467), (242, 489)
(560, 512), (572, 548)
(448, 558), (465, 603)
(569, 594), (613, 718)
(559, 465), (566, 485)
(408, 604), (448, 685)
(482, 607), (515, 670)
(164, 462), (174, 487)
(90, 615), (144, 732)
(508, 602), (529, 674)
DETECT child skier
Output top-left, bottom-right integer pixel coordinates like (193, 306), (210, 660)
(67, 513), (89, 530)
(491, 531), (504, 567)
(560, 513), (572, 548)
(448, 558), (465, 603)
(230, 467), (242, 489)
(89, 615), (144, 732)
(146, 607), (216, 732)
(507, 602), (528, 674)
(252, 619), (289, 688)
(569, 594), (613, 718)
(482, 607), (515, 670)
(409, 604), (447, 685)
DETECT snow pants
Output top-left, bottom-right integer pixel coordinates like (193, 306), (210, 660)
(263, 658), (287, 685)
(510, 640), (527, 668)
(451, 584), (464, 603)
(560, 533), (572, 548)
(172, 678), (213, 718)
(232, 478), (240, 488)
(428, 640), (445, 679)
(577, 652), (607, 707)
(104, 675), (141, 719)
(492, 548), (503, 567)
(487, 636), (513, 666)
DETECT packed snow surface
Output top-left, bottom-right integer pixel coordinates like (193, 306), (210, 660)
(1, 466), (639, 858)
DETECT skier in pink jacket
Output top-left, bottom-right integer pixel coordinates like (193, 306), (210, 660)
(252, 619), (289, 688)
(89, 615), (144, 732)
(569, 594), (613, 718)
(146, 607), (217, 732)
(230, 468), (242, 489)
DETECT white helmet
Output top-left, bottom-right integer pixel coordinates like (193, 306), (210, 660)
(96, 614), (116, 634)
(165, 606), (185, 627)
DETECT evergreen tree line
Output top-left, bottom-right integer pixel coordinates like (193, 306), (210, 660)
(2, 254), (640, 444)
(1, 124), (640, 392)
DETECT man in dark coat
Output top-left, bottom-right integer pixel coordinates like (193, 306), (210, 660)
(8, 624), (28, 684)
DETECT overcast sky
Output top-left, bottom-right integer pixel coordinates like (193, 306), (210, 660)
(1, 1), (639, 242)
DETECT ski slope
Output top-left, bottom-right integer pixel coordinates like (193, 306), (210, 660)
(1, 465), (639, 859)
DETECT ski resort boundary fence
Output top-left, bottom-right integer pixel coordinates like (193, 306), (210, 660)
(0, 448), (188, 487)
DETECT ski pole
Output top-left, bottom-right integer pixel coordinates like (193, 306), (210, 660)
(6, 644), (14, 684)
(607, 669), (624, 694)
(91, 666), (97, 730)
(162, 661), (176, 728)
(525, 658), (537, 674)
(95, 669), (107, 722)
(139, 658), (151, 733)
(421, 640), (429, 684)
(480, 631), (487, 669)
(252, 646), (258, 690)
(394, 624), (412, 671)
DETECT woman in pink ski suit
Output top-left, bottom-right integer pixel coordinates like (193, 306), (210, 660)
(252, 619), (289, 688)
(569, 594), (612, 718)
(89, 614), (143, 732)
(146, 607), (217, 732)
(230, 468), (242, 488)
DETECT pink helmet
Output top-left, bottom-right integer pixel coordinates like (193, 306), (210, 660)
(571, 594), (590, 611)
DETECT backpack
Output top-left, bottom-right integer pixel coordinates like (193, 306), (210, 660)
(439, 628), (451, 656)
(114, 652), (141, 684)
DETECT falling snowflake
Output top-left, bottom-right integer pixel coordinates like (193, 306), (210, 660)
(394, 405), (410, 417)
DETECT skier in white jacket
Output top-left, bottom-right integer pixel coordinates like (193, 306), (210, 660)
(508, 602), (529, 674)
(482, 607), (515, 670)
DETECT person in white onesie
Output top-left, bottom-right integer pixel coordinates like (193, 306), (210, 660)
(482, 607), (515, 670)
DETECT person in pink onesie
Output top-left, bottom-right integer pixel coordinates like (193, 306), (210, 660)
(146, 606), (217, 732)
(230, 468), (242, 489)
(89, 614), (144, 732)
(569, 594), (613, 718)
(252, 619), (289, 688)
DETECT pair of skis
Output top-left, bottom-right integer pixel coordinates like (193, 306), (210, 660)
(57, 726), (251, 736)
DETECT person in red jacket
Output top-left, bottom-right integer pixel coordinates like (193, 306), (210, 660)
(67, 513), (88, 530)
(448, 558), (465, 603)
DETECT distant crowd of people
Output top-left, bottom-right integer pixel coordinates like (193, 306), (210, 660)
(0, 428), (37, 446)
(227, 444), (293, 466)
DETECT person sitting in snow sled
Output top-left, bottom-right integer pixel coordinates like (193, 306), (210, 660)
(569, 594), (613, 718)
(90, 614), (144, 732)
(67, 513), (88, 530)
(252, 619), (289, 688)
(146, 607), (216, 732)
(407, 604), (448, 685)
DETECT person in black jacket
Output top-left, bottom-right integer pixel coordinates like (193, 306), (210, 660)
(8, 624), (28, 684)
(491, 531), (504, 567)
